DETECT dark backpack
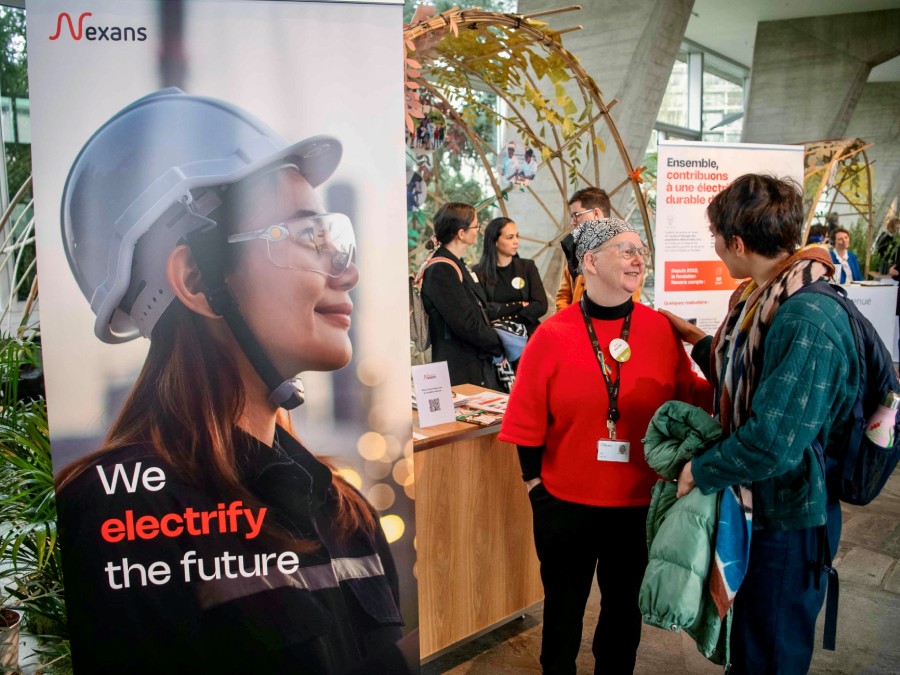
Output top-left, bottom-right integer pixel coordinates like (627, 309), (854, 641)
(409, 257), (463, 353)
(795, 281), (900, 506)
(795, 280), (900, 652)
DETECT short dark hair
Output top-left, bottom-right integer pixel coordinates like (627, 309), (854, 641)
(832, 227), (850, 238)
(433, 202), (476, 245)
(806, 224), (828, 244)
(568, 187), (610, 216)
(706, 174), (802, 258)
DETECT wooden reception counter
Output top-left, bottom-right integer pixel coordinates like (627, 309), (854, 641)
(414, 384), (543, 660)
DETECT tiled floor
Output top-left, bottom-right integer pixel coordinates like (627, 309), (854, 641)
(6, 474), (900, 674)
(424, 470), (900, 675)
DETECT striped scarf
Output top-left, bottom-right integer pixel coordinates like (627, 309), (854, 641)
(711, 245), (835, 433)
(706, 245), (834, 621)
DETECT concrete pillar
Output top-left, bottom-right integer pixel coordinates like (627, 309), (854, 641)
(508, 0), (693, 290)
(845, 83), (900, 228)
(743, 10), (900, 144)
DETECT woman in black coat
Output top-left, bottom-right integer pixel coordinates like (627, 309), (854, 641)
(421, 202), (504, 389)
(473, 217), (548, 337)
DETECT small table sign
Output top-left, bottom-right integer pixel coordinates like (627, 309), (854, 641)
(412, 362), (456, 427)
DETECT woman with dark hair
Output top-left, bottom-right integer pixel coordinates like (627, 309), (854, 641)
(54, 90), (413, 674)
(420, 202), (505, 389)
(473, 217), (547, 341)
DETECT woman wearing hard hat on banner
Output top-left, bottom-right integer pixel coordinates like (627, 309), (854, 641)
(54, 89), (415, 674)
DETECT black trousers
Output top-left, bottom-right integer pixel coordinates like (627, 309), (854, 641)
(528, 483), (649, 675)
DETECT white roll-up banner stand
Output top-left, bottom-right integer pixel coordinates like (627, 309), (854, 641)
(27, 1), (418, 671)
(654, 140), (805, 335)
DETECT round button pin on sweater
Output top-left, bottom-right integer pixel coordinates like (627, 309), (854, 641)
(512, 276), (525, 289)
(609, 338), (631, 362)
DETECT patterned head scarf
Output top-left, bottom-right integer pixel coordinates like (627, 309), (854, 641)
(573, 217), (639, 269)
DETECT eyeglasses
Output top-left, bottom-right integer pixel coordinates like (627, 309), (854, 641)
(227, 213), (356, 277)
(595, 242), (650, 260)
(570, 209), (594, 223)
(466, 223), (482, 231)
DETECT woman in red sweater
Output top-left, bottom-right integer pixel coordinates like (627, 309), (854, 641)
(499, 217), (712, 675)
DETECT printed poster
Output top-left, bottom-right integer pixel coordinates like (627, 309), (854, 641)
(654, 140), (804, 333)
(27, 1), (418, 671)
(498, 138), (539, 189)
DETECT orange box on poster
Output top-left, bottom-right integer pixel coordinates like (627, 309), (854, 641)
(663, 260), (742, 292)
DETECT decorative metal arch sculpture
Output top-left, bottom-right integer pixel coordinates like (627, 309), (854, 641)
(404, 5), (651, 278)
(802, 137), (876, 275)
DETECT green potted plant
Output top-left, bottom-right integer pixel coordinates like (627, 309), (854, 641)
(0, 336), (70, 674)
(0, 602), (22, 673)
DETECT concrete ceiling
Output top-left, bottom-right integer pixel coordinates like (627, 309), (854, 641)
(684, 0), (900, 81)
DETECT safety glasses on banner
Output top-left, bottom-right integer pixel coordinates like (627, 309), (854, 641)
(227, 213), (356, 277)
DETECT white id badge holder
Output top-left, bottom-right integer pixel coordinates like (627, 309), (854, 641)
(597, 439), (630, 462)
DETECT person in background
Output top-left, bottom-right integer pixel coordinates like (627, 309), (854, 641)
(519, 148), (537, 181)
(500, 217), (712, 675)
(406, 171), (424, 212)
(501, 141), (520, 187)
(661, 174), (855, 675)
(421, 202), (504, 389)
(830, 226), (863, 283)
(805, 224), (828, 246)
(891, 241), (900, 358)
(416, 119), (427, 149)
(875, 217), (899, 275)
(473, 217), (548, 340)
(825, 211), (840, 243)
(557, 187), (611, 311)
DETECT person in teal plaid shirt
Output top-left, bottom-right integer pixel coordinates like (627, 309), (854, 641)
(661, 174), (856, 674)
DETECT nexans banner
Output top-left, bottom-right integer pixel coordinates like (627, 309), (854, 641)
(27, 1), (417, 672)
(49, 11), (149, 41)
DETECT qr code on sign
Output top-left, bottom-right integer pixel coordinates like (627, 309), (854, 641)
(428, 398), (441, 413)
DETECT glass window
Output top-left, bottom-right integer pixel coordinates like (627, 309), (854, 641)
(654, 42), (747, 144)
(701, 70), (743, 143)
(656, 57), (689, 129)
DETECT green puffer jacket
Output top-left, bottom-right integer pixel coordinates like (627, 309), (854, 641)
(640, 401), (728, 665)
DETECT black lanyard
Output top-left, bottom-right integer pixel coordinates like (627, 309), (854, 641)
(579, 297), (632, 437)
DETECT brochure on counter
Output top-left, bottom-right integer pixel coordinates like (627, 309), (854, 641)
(454, 409), (503, 427)
(462, 391), (509, 414)
(452, 391), (509, 427)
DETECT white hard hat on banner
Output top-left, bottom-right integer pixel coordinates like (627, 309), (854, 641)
(61, 87), (342, 343)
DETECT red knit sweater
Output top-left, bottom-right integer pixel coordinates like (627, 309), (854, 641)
(499, 301), (713, 507)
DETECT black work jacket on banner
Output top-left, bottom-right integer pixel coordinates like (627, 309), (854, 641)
(58, 426), (408, 675)
(421, 245), (504, 389)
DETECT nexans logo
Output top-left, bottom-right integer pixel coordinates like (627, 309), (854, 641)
(49, 12), (148, 42)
